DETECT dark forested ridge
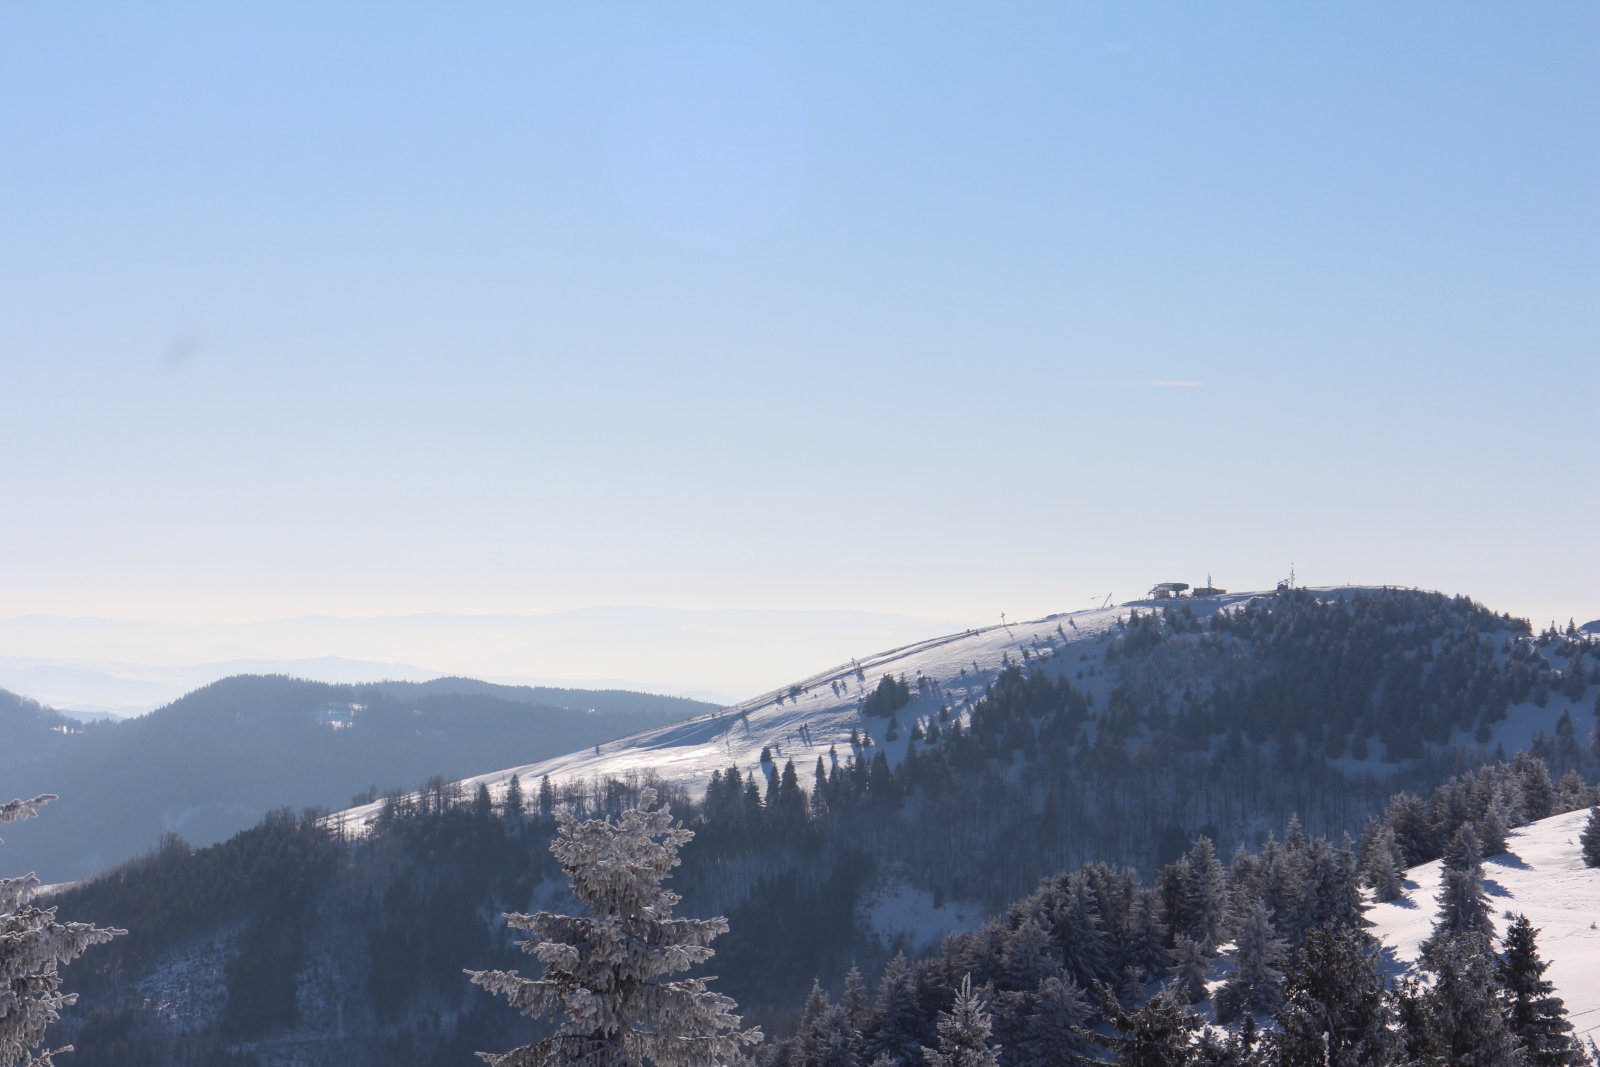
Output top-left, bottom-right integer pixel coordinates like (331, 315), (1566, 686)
(25, 588), (1600, 1065)
(0, 674), (715, 882)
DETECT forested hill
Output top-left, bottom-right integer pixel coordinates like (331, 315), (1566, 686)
(756, 768), (1600, 1066)
(37, 586), (1600, 1066)
(1, 674), (714, 882)
(0, 685), (88, 772)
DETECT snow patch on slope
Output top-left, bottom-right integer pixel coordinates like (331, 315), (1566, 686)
(1366, 807), (1600, 1047)
(863, 881), (986, 955)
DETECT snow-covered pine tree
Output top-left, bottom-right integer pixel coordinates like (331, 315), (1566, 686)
(1083, 983), (1200, 1067)
(1, 795), (124, 1067)
(1409, 935), (1522, 1067)
(1478, 795), (1512, 858)
(994, 914), (1054, 992)
(1361, 825), (1406, 903)
(840, 965), (871, 1037)
(1580, 806), (1600, 868)
(1168, 936), (1210, 1006)
(1419, 824), (1494, 966)
(1269, 923), (1398, 1067)
(920, 975), (999, 1067)
(1014, 975), (1095, 1067)
(1213, 898), (1286, 1024)
(465, 788), (761, 1067)
(1496, 914), (1585, 1067)
(1179, 837), (1228, 951)
(865, 952), (923, 1066)
(794, 981), (860, 1067)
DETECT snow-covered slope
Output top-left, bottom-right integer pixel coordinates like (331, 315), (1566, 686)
(329, 594), (1158, 831)
(333, 587), (1362, 832)
(1366, 807), (1600, 1047)
(329, 585), (1589, 838)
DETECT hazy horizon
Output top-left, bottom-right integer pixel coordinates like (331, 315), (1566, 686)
(4, 580), (1594, 717)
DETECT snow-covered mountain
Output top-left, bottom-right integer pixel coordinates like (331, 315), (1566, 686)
(331, 585), (1585, 837)
(1367, 806), (1600, 1047)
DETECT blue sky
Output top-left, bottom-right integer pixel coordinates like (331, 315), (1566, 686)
(2, 3), (1596, 636)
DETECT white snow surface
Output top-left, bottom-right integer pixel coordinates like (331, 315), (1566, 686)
(1365, 807), (1600, 1047)
(863, 882), (987, 954)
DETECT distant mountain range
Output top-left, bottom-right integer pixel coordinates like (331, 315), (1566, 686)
(0, 606), (972, 713)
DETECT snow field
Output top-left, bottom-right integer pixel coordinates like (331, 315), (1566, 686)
(1365, 807), (1600, 1046)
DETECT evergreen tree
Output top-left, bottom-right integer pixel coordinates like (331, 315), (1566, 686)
(538, 774), (556, 820)
(1, 794), (124, 1067)
(866, 953), (923, 1067)
(1420, 825), (1494, 966)
(1013, 975), (1095, 1067)
(1214, 899), (1286, 1024)
(1084, 984), (1201, 1067)
(840, 965), (871, 1037)
(1169, 936), (1211, 1006)
(995, 915), (1054, 992)
(502, 773), (524, 821)
(1580, 807), (1600, 868)
(1478, 795), (1512, 858)
(1411, 936), (1523, 1067)
(1362, 825), (1406, 903)
(921, 975), (1000, 1067)
(1497, 914), (1584, 1066)
(1180, 837), (1229, 950)
(795, 982), (859, 1067)
(466, 788), (761, 1067)
(1269, 924), (1398, 1067)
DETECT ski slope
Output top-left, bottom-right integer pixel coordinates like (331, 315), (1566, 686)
(1366, 807), (1600, 1047)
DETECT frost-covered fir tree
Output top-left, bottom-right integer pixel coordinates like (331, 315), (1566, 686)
(1496, 914), (1585, 1067)
(1419, 825), (1493, 967)
(1014, 975), (1095, 1067)
(1361, 825), (1406, 904)
(1269, 923), (1398, 1067)
(1179, 837), (1228, 951)
(2, 795), (124, 1067)
(466, 789), (761, 1067)
(865, 953), (922, 1066)
(1169, 936), (1210, 1006)
(794, 981), (860, 1067)
(920, 975), (999, 1067)
(1084, 984), (1201, 1067)
(1407, 935), (1522, 1067)
(1213, 899), (1286, 1024)
(1580, 807), (1600, 868)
